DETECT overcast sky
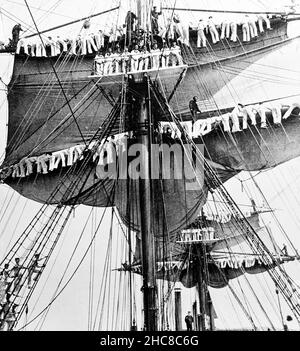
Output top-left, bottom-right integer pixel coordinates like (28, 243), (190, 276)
(1, 0), (300, 331)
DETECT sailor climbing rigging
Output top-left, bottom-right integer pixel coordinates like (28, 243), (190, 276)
(27, 254), (44, 289)
(10, 258), (25, 296)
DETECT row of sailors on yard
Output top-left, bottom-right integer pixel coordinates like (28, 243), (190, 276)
(5, 137), (126, 178)
(4, 101), (299, 179)
(13, 12), (273, 57)
(214, 256), (262, 269)
(196, 14), (272, 47)
(16, 29), (108, 57)
(7, 144), (86, 178)
(163, 101), (300, 138)
(16, 29), (110, 57)
(222, 101), (300, 132)
(94, 42), (183, 75)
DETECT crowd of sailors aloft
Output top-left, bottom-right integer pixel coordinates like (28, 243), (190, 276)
(213, 245), (291, 269)
(1, 100), (299, 181)
(214, 255), (264, 269)
(194, 13), (273, 47)
(12, 28), (184, 75)
(0, 255), (44, 330)
(186, 99), (300, 135)
(94, 41), (183, 76)
(4, 10), (276, 57)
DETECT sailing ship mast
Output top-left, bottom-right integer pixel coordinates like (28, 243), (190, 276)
(135, 76), (158, 331)
(195, 243), (207, 330)
(135, 0), (157, 331)
(133, 0), (214, 331)
(2, 0), (300, 332)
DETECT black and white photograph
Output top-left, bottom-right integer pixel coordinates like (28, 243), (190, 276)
(1, 0), (300, 340)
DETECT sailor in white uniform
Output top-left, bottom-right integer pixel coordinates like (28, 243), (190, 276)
(94, 29), (105, 50)
(56, 36), (68, 53)
(256, 103), (268, 128)
(230, 104), (243, 132)
(121, 48), (130, 73)
(161, 43), (171, 68)
(114, 46), (122, 74)
(197, 19), (207, 47)
(95, 51), (105, 75)
(44, 37), (58, 56)
(16, 38), (29, 55)
(241, 16), (250, 42)
(104, 48), (114, 75)
(130, 45), (141, 72)
(170, 41), (183, 66)
(230, 18), (238, 42)
(282, 102), (300, 120)
(86, 33), (98, 54)
(270, 102), (283, 125)
(69, 35), (79, 55)
(220, 18), (230, 40)
(140, 47), (150, 70)
(207, 16), (219, 44)
(257, 14), (272, 33)
(79, 34), (87, 55)
(110, 50), (119, 74)
(29, 38), (36, 56)
(248, 15), (258, 38)
(151, 43), (161, 69)
(241, 105), (257, 129)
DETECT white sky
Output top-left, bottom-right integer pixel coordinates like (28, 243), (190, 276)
(1, 0), (300, 331)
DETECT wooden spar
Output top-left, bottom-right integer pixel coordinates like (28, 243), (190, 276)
(286, 16), (300, 22)
(161, 7), (298, 16)
(24, 6), (120, 38)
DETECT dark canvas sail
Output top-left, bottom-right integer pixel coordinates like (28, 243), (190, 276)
(4, 68), (123, 166)
(133, 211), (262, 262)
(131, 211), (294, 288)
(1, 14), (291, 166)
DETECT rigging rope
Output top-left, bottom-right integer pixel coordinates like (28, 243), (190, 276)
(0, 87), (123, 329)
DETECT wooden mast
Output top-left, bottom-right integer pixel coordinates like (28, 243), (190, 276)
(135, 75), (157, 331)
(196, 244), (207, 331)
(134, 0), (158, 332)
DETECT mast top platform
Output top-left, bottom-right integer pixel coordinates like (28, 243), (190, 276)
(88, 64), (188, 84)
